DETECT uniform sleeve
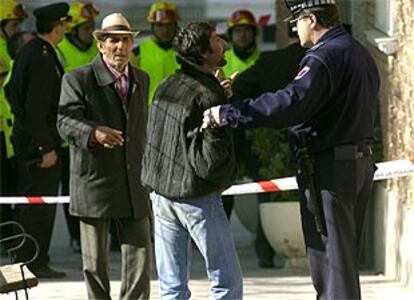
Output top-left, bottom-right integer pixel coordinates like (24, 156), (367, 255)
(220, 55), (332, 130)
(24, 53), (59, 153)
(57, 72), (97, 150)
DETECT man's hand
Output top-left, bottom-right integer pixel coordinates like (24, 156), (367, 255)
(40, 150), (58, 168)
(215, 70), (239, 99)
(94, 126), (124, 149)
(202, 106), (221, 129)
(220, 79), (233, 98)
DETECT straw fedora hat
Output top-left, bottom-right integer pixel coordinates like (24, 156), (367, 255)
(93, 13), (139, 40)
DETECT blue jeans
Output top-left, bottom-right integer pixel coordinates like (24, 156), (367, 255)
(152, 192), (243, 300)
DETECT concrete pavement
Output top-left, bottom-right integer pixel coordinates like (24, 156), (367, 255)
(2, 205), (414, 300)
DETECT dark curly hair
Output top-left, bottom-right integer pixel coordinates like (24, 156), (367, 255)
(173, 22), (214, 65)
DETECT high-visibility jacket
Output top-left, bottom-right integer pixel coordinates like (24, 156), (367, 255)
(57, 36), (98, 72)
(0, 36), (13, 157)
(0, 60), (14, 158)
(222, 48), (260, 79)
(0, 36), (11, 76)
(133, 38), (179, 104)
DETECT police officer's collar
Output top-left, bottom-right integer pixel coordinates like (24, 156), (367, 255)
(307, 25), (346, 52)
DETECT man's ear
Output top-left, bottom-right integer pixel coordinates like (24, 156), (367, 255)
(97, 40), (104, 54)
(309, 14), (318, 29)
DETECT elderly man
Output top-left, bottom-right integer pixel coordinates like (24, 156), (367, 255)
(57, 13), (151, 299)
(203, 0), (380, 299)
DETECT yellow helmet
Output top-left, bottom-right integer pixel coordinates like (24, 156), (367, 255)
(227, 9), (257, 30)
(66, 2), (99, 32)
(0, 0), (28, 22)
(147, 0), (180, 24)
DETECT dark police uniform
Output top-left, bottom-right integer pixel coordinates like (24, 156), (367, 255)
(8, 3), (69, 277)
(218, 6), (380, 300)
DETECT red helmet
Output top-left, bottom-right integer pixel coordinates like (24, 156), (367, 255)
(227, 9), (257, 29)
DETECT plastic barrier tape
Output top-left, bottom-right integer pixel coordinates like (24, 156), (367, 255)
(1, 157), (413, 203)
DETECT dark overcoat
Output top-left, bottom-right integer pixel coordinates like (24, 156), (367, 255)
(57, 54), (150, 219)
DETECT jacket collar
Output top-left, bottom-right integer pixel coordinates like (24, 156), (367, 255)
(177, 55), (218, 82)
(307, 25), (347, 52)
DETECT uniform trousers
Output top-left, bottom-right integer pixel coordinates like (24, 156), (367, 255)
(14, 159), (60, 268)
(79, 216), (151, 300)
(297, 150), (375, 300)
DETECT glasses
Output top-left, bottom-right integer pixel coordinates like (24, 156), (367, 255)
(80, 3), (99, 19)
(289, 15), (310, 32)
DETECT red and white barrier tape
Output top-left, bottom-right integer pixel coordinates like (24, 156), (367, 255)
(1, 157), (413, 203)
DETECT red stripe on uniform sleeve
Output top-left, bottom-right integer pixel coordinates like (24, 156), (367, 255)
(258, 181), (280, 192)
(27, 197), (45, 204)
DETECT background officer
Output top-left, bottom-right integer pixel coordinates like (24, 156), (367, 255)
(131, 0), (180, 104)
(57, 0), (99, 253)
(8, 2), (70, 278)
(219, 8), (278, 269)
(203, 0), (380, 299)
(220, 9), (260, 220)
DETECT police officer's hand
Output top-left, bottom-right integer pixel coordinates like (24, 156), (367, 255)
(202, 105), (221, 129)
(94, 125), (124, 149)
(40, 150), (58, 168)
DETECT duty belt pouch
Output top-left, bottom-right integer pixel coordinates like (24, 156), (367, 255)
(334, 145), (359, 160)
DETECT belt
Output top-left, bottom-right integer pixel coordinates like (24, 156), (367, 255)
(334, 142), (372, 160)
(312, 141), (372, 160)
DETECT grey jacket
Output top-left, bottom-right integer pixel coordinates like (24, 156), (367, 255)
(141, 59), (237, 199)
(57, 54), (150, 219)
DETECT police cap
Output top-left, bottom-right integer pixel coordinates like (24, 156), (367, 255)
(284, 0), (336, 18)
(33, 2), (71, 23)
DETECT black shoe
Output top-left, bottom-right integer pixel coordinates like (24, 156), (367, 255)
(70, 239), (81, 253)
(30, 266), (66, 278)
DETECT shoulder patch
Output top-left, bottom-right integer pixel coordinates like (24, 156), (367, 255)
(294, 66), (310, 80)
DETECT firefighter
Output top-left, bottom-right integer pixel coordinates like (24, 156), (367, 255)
(0, 0), (27, 245)
(222, 9), (260, 78)
(131, 0), (180, 104)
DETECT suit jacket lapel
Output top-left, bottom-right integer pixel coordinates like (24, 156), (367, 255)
(92, 54), (127, 115)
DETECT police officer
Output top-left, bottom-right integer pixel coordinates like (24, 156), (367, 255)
(202, 1), (380, 299)
(57, 1), (99, 253)
(8, 2), (71, 278)
(131, 0), (180, 104)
